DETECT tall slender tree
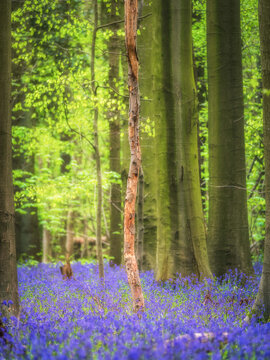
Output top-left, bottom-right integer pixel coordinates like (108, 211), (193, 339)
(91, 0), (104, 279)
(12, 0), (41, 262)
(138, 0), (157, 271)
(207, 0), (253, 276)
(42, 228), (52, 263)
(173, 0), (212, 280)
(105, 0), (122, 266)
(120, 44), (130, 211)
(153, 0), (178, 281)
(124, 0), (144, 313)
(0, 0), (20, 316)
(251, 0), (270, 319)
(65, 210), (74, 259)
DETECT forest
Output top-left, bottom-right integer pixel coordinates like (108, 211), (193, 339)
(0, 0), (270, 358)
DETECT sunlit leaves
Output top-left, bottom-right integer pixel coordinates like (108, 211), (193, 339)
(12, 0), (127, 243)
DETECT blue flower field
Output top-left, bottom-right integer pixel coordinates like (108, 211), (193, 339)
(1, 262), (270, 359)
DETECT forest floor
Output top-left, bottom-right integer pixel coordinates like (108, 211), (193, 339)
(0, 261), (270, 359)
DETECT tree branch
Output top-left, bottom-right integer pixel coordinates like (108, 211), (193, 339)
(97, 13), (152, 30)
(63, 99), (96, 151)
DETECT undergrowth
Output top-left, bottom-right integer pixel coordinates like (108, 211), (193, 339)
(0, 261), (269, 359)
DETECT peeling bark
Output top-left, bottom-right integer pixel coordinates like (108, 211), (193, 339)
(124, 0), (144, 313)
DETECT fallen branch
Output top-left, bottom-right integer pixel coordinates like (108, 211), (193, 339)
(165, 332), (229, 348)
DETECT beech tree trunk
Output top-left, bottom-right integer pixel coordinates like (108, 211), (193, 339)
(207, 0), (253, 276)
(124, 0), (144, 313)
(42, 227), (52, 263)
(154, 0), (178, 281)
(154, 0), (211, 281)
(251, 0), (270, 319)
(173, 0), (212, 280)
(15, 197), (40, 261)
(12, 0), (41, 262)
(0, 0), (20, 316)
(65, 210), (74, 258)
(81, 218), (89, 258)
(106, 0), (122, 266)
(91, 0), (104, 279)
(120, 21), (130, 218)
(120, 41), (130, 207)
(138, 0), (158, 271)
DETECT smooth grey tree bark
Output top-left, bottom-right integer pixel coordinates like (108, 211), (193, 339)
(106, 0), (122, 266)
(0, 0), (20, 317)
(207, 0), (253, 276)
(250, 0), (270, 320)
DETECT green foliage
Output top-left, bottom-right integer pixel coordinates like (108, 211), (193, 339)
(192, 0), (209, 214)
(11, 0), (265, 260)
(12, 0), (127, 256)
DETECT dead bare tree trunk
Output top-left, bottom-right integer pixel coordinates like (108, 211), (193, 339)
(124, 0), (144, 313)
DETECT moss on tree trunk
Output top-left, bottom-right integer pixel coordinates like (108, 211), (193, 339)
(207, 0), (253, 276)
(105, 0), (123, 266)
(154, 0), (212, 281)
(251, 0), (270, 319)
(138, 0), (157, 271)
(0, 0), (20, 317)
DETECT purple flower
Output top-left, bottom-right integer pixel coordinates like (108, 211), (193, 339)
(0, 260), (268, 359)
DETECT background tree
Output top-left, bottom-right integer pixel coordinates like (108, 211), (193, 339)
(241, 0), (264, 256)
(0, 0), (19, 316)
(92, 0), (104, 279)
(12, 0), (41, 262)
(251, 0), (270, 320)
(11, 0), (116, 263)
(9, 0), (266, 282)
(104, 0), (123, 266)
(153, 0), (178, 281)
(42, 227), (52, 263)
(138, 0), (157, 271)
(207, 0), (253, 276)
